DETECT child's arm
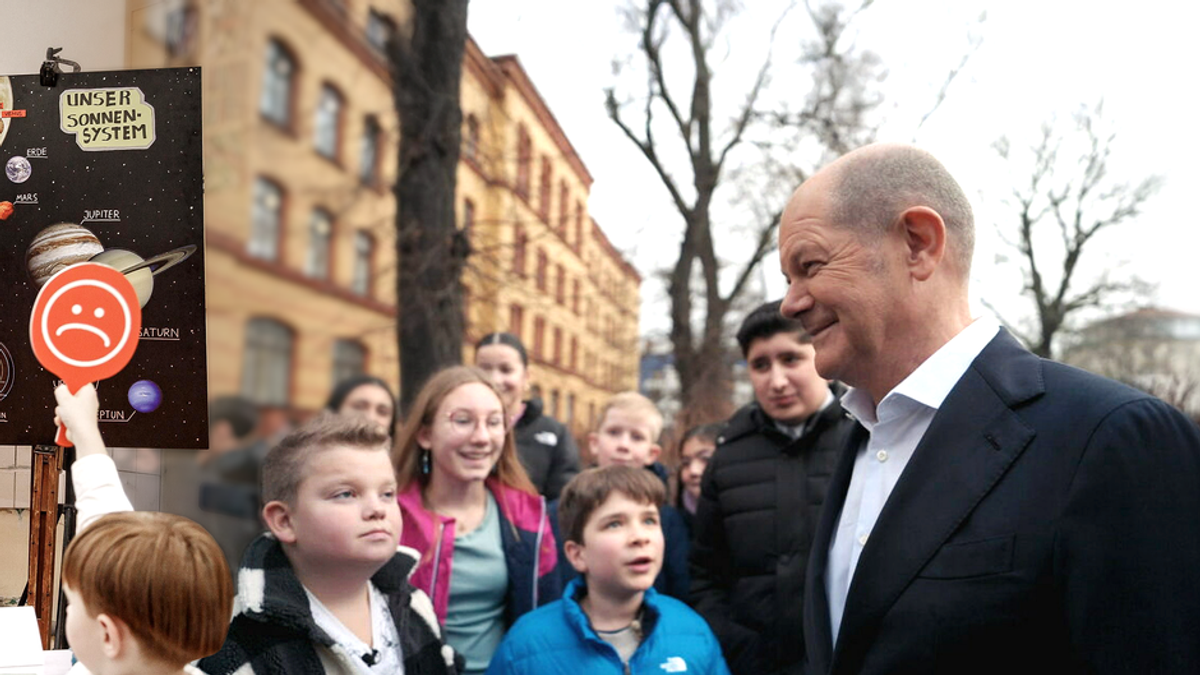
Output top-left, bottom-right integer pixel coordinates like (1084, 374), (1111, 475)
(55, 383), (133, 529)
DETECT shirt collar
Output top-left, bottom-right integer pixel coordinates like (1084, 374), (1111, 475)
(841, 316), (1000, 426)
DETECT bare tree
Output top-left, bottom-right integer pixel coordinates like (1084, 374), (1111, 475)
(989, 102), (1163, 359)
(606, 0), (884, 422)
(391, 0), (470, 412)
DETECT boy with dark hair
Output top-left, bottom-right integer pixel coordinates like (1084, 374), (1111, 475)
(552, 391), (690, 599)
(690, 299), (857, 675)
(198, 413), (459, 675)
(487, 466), (729, 674)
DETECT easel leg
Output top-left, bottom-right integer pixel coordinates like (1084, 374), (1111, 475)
(25, 444), (61, 650)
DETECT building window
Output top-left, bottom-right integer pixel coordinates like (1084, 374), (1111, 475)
(558, 180), (569, 235)
(509, 304), (524, 340)
(566, 393), (575, 427)
(332, 339), (366, 385)
(533, 316), (545, 359)
(352, 231), (374, 295)
(366, 9), (397, 54)
(314, 84), (343, 160)
(536, 249), (548, 291)
(538, 155), (552, 220)
(550, 389), (560, 418)
(575, 201), (584, 252)
(164, 2), (197, 58)
(305, 207), (333, 279)
(515, 124), (531, 198)
(249, 177), (283, 261)
(359, 115), (380, 185)
(553, 327), (562, 365)
(555, 265), (565, 305)
(464, 114), (479, 162)
(241, 317), (293, 405)
(570, 335), (578, 370)
(572, 278), (581, 314)
(260, 39), (295, 127)
(512, 226), (527, 277)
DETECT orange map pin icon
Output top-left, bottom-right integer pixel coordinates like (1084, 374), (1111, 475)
(30, 262), (142, 446)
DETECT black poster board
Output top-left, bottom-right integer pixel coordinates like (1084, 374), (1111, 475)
(0, 67), (207, 448)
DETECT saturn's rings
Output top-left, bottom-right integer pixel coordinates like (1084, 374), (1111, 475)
(119, 244), (197, 277)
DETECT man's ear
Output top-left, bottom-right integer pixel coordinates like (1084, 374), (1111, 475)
(898, 206), (947, 281)
(262, 500), (297, 544)
(563, 540), (589, 575)
(97, 613), (128, 659)
(647, 443), (662, 464)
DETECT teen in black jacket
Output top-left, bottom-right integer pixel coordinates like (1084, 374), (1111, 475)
(689, 301), (858, 675)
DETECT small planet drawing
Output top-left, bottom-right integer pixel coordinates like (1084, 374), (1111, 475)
(128, 379), (162, 413)
(26, 223), (104, 287)
(0, 340), (13, 402)
(6, 155), (31, 183)
(0, 201), (12, 220)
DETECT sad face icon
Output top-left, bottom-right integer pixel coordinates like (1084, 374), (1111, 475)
(42, 278), (135, 368)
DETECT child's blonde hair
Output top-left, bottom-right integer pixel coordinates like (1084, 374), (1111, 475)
(62, 511), (233, 666)
(595, 391), (664, 442)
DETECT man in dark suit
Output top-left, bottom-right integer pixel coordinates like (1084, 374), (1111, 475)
(777, 143), (1200, 674)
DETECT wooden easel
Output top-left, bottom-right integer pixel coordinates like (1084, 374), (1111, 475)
(26, 444), (62, 649)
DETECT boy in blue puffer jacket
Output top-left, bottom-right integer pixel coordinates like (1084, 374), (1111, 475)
(486, 466), (729, 675)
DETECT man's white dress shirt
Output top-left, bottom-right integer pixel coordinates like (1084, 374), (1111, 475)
(826, 317), (1000, 646)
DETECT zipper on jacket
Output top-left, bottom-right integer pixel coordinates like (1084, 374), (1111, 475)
(533, 495), (546, 608)
(430, 520), (445, 602)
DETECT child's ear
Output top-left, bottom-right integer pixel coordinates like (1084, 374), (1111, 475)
(648, 443), (661, 464)
(587, 432), (601, 463)
(97, 613), (128, 659)
(563, 540), (589, 575)
(262, 500), (298, 544)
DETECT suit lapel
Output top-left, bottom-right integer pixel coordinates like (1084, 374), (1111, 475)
(805, 420), (868, 672)
(831, 331), (1043, 670)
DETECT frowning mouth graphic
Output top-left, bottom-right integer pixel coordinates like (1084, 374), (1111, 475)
(54, 323), (112, 347)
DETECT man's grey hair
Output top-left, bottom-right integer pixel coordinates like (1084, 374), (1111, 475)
(830, 146), (975, 274)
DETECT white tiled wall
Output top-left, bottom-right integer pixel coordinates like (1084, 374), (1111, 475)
(0, 445), (157, 511)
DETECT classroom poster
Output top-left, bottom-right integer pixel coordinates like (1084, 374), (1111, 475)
(0, 67), (207, 448)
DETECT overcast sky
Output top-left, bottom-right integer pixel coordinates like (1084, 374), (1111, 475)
(469, 0), (1200, 338)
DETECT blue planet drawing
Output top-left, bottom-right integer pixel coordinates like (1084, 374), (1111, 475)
(6, 155), (31, 183)
(127, 379), (162, 413)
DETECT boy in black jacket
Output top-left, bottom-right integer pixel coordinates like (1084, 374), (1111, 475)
(689, 300), (856, 675)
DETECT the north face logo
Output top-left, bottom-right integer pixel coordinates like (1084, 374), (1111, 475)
(534, 431), (557, 445)
(659, 656), (687, 672)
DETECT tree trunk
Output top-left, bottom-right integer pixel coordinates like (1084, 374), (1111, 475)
(393, 0), (470, 413)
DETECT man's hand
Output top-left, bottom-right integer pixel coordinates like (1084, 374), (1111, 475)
(54, 383), (105, 457)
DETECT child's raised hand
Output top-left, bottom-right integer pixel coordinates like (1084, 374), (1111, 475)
(54, 383), (105, 456)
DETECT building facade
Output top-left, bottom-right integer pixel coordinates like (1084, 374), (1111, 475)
(124, 0), (641, 439)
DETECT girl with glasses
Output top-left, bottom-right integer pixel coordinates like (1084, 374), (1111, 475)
(394, 366), (562, 675)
